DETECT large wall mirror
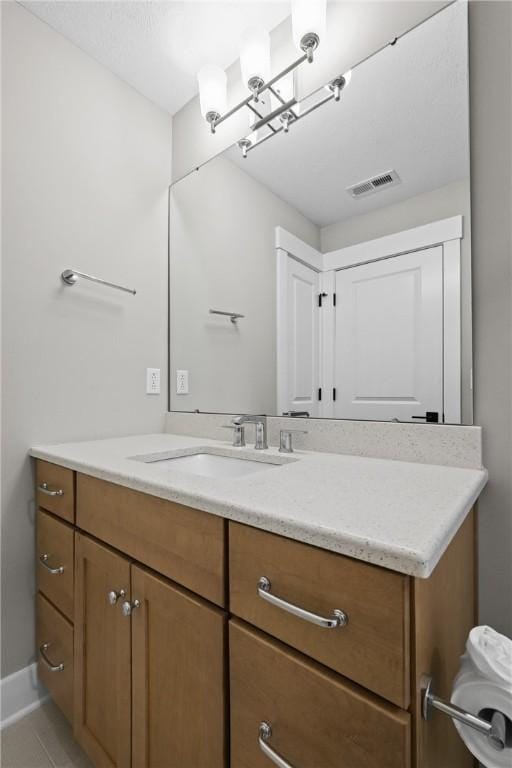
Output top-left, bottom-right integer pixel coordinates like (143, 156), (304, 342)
(170, 2), (472, 424)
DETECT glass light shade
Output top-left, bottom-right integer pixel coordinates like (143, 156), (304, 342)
(197, 64), (227, 119)
(291, 0), (327, 52)
(239, 26), (271, 88)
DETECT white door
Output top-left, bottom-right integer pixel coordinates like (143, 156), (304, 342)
(278, 255), (320, 417)
(334, 246), (444, 422)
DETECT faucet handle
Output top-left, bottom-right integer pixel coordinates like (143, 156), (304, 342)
(221, 424), (245, 447)
(279, 429), (308, 454)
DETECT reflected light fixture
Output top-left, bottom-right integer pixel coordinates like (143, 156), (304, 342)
(239, 25), (271, 101)
(291, 0), (327, 61)
(196, 0), (351, 158)
(197, 64), (227, 126)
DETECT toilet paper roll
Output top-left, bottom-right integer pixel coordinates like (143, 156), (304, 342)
(451, 673), (512, 768)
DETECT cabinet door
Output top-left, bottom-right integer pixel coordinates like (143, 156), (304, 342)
(131, 565), (227, 768)
(74, 534), (131, 768)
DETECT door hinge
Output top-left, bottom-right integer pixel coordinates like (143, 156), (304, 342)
(333, 293), (337, 307)
(333, 387), (337, 401)
(318, 292), (328, 307)
(318, 387), (322, 401)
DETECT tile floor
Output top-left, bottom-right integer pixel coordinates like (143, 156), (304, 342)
(1, 701), (93, 768)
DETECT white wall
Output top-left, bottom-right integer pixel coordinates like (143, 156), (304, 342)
(1, 3), (172, 678)
(170, 156), (319, 414)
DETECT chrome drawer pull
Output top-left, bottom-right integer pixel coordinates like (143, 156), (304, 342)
(39, 554), (64, 575)
(259, 722), (294, 768)
(257, 576), (348, 629)
(39, 643), (64, 672)
(37, 482), (64, 497)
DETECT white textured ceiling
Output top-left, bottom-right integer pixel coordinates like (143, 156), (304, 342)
(20, 1), (290, 115)
(225, 1), (469, 227)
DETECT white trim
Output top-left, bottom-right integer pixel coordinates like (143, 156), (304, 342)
(275, 226), (323, 271)
(323, 216), (463, 271)
(319, 270), (335, 418)
(0, 663), (48, 730)
(276, 248), (289, 415)
(443, 239), (462, 423)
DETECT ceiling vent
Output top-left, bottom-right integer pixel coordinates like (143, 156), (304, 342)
(347, 170), (401, 199)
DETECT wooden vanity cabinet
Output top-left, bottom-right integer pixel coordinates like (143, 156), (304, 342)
(34, 458), (476, 768)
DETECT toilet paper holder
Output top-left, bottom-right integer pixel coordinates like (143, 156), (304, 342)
(421, 675), (508, 752)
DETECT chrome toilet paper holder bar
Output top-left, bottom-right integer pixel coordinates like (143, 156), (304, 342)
(421, 675), (508, 752)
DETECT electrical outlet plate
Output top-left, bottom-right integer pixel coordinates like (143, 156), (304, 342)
(176, 370), (189, 395)
(146, 368), (160, 394)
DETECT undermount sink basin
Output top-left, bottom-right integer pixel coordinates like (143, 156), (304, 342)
(142, 452), (280, 479)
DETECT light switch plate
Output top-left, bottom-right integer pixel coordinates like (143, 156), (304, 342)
(176, 370), (189, 394)
(146, 368), (160, 394)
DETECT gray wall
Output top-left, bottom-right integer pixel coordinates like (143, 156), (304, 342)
(1, 3), (172, 677)
(320, 180), (470, 252)
(170, 156), (319, 414)
(469, 1), (512, 636)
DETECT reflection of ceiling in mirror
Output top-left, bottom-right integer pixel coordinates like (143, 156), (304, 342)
(225, 2), (469, 228)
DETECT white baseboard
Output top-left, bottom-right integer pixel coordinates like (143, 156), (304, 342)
(0, 662), (48, 729)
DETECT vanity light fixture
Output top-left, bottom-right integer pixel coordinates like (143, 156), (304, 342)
(196, 0), (341, 150)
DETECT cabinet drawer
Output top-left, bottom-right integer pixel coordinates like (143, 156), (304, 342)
(77, 474), (226, 607)
(229, 522), (410, 707)
(230, 620), (410, 768)
(37, 510), (74, 620)
(36, 460), (75, 523)
(37, 593), (74, 723)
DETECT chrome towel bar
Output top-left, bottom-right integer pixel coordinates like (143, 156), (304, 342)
(61, 269), (136, 295)
(421, 675), (508, 751)
(209, 309), (244, 323)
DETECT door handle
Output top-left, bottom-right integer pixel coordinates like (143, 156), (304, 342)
(412, 411), (439, 423)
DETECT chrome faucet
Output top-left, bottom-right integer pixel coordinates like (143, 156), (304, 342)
(232, 415), (268, 450)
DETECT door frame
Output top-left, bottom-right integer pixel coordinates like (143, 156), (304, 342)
(276, 216), (463, 423)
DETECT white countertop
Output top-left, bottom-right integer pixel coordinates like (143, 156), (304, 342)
(30, 433), (487, 578)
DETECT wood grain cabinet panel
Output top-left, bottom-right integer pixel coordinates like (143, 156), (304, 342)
(230, 620), (411, 768)
(74, 534), (131, 768)
(37, 593), (74, 723)
(131, 566), (227, 768)
(229, 522), (410, 707)
(37, 510), (74, 620)
(36, 459), (75, 522)
(76, 474), (226, 607)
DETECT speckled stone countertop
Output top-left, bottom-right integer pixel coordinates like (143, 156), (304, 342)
(30, 433), (487, 578)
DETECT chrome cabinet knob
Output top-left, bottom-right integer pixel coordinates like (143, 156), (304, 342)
(121, 599), (140, 617)
(107, 589), (125, 606)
